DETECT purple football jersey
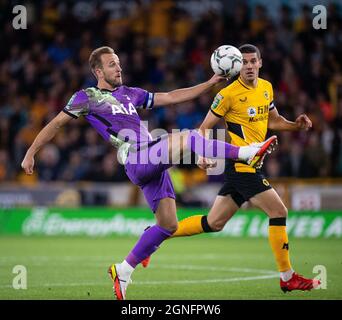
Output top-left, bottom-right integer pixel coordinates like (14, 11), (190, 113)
(63, 86), (154, 149)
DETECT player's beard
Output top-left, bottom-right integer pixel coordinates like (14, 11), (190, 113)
(104, 74), (122, 88)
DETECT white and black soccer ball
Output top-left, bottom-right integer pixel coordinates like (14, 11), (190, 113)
(210, 45), (243, 78)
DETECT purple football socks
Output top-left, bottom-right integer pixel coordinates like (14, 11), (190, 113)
(125, 225), (172, 268)
(187, 130), (239, 159)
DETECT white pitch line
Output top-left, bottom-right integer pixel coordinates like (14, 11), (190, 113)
(0, 253), (227, 262)
(134, 274), (279, 285)
(0, 260), (277, 275)
(151, 264), (277, 274)
(0, 265), (278, 289)
(0, 274), (278, 289)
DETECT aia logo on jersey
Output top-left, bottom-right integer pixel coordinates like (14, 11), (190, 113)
(111, 103), (138, 116)
(247, 107), (257, 117)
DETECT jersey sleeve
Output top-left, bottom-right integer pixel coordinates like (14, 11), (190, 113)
(269, 84), (275, 111)
(210, 90), (230, 118)
(63, 90), (89, 118)
(132, 87), (154, 110)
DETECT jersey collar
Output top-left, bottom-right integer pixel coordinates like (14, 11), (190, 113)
(95, 86), (120, 93)
(238, 77), (258, 90)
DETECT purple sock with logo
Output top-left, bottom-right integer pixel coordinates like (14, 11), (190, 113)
(125, 225), (172, 268)
(187, 130), (239, 159)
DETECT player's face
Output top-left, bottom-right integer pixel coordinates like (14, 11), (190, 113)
(100, 53), (122, 87)
(240, 53), (262, 82)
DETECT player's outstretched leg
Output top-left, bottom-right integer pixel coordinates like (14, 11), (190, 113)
(186, 130), (277, 168)
(247, 135), (277, 168)
(141, 196), (239, 267)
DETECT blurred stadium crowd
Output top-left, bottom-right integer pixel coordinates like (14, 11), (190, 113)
(0, 0), (342, 185)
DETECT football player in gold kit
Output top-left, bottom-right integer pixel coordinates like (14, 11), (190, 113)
(163, 44), (320, 292)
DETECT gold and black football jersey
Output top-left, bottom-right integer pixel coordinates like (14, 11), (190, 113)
(210, 76), (275, 173)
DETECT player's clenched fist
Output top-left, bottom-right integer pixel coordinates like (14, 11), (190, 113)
(295, 114), (312, 131)
(21, 156), (34, 175)
(197, 156), (217, 170)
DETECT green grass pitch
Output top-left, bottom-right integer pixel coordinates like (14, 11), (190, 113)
(0, 235), (341, 300)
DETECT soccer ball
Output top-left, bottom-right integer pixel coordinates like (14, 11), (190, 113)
(210, 45), (243, 78)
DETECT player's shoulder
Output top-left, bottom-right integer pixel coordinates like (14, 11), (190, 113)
(118, 85), (131, 91)
(68, 88), (90, 105)
(82, 86), (101, 97)
(258, 77), (273, 89)
(121, 85), (143, 92)
(119, 85), (150, 96)
(218, 78), (241, 97)
(82, 86), (115, 100)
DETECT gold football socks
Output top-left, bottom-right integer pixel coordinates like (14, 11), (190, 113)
(171, 215), (212, 237)
(269, 218), (292, 272)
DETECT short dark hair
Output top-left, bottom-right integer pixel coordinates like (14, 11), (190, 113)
(89, 46), (115, 77)
(238, 44), (261, 59)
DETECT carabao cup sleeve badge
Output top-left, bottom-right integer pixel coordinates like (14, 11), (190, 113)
(211, 93), (224, 110)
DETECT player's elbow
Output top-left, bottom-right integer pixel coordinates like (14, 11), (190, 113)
(198, 123), (212, 134)
(267, 121), (277, 131)
(268, 115), (286, 131)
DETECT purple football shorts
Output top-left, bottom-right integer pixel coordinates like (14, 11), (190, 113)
(124, 135), (176, 213)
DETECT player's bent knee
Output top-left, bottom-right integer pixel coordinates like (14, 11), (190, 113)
(208, 221), (224, 232)
(270, 206), (288, 218)
(164, 222), (178, 234)
(279, 206), (288, 218)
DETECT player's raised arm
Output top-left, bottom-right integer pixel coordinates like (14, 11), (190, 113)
(153, 74), (225, 107)
(268, 108), (312, 131)
(21, 111), (73, 175)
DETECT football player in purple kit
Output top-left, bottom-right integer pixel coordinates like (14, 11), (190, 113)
(21, 46), (276, 300)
